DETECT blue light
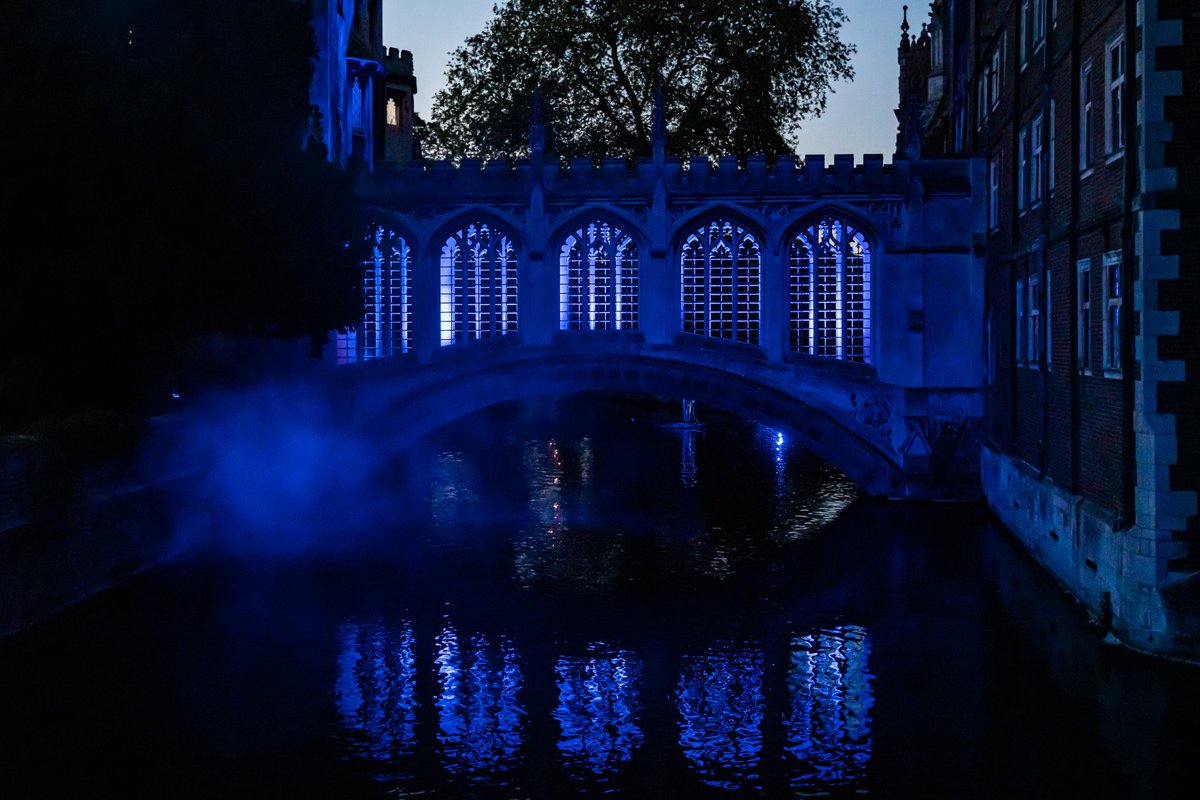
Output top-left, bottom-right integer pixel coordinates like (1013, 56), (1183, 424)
(554, 645), (644, 781)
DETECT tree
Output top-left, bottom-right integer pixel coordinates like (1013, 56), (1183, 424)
(1, 0), (363, 424)
(428, 0), (855, 162)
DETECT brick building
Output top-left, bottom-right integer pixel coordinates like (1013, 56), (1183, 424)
(900, 0), (1198, 656)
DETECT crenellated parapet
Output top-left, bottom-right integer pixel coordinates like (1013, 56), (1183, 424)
(365, 152), (974, 206)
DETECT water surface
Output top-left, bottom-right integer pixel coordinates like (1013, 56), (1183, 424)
(2, 395), (1197, 798)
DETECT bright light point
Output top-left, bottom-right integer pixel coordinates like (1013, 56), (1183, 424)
(777, 433), (784, 446)
(171, 391), (181, 399)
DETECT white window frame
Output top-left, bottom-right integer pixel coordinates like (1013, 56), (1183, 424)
(989, 155), (1001, 229)
(990, 37), (1003, 110)
(1080, 60), (1095, 173)
(1102, 251), (1122, 374)
(1020, 0), (1032, 66)
(1106, 33), (1126, 157)
(1028, 274), (1041, 366)
(1016, 278), (1027, 366)
(1018, 126), (1028, 211)
(1033, 0), (1046, 52)
(1030, 113), (1044, 205)
(1048, 99), (1056, 193)
(1045, 268), (1052, 368)
(1077, 258), (1091, 372)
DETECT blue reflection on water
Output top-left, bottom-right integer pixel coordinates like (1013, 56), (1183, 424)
(334, 619), (419, 767)
(434, 623), (525, 781)
(785, 625), (874, 790)
(675, 643), (766, 790)
(554, 645), (643, 781)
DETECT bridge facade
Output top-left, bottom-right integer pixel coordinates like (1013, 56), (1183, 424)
(331, 136), (988, 499)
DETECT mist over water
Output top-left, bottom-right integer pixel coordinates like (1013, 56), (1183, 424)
(5, 393), (1200, 799)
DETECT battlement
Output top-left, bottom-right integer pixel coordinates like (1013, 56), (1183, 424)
(365, 151), (976, 203)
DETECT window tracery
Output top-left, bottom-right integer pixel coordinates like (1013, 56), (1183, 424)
(440, 222), (519, 346)
(789, 217), (871, 363)
(559, 222), (639, 331)
(680, 219), (761, 345)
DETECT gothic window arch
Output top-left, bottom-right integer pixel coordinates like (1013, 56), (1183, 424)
(559, 221), (639, 331)
(439, 221), (519, 346)
(789, 216), (872, 363)
(680, 218), (761, 344)
(337, 225), (411, 364)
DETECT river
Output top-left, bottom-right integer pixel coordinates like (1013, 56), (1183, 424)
(1, 394), (1197, 798)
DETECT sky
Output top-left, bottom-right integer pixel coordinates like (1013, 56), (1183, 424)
(383, 0), (911, 161)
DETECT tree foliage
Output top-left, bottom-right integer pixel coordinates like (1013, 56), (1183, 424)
(1, 0), (363, 423)
(428, 0), (855, 161)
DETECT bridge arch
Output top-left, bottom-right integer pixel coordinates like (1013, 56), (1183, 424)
(348, 347), (906, 497)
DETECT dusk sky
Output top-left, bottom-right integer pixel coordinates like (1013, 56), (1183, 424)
(383, 0), (911, 161)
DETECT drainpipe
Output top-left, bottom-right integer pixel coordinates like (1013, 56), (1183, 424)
(1118, 0), (1138, 529)
(1039, 0), (1053, 478)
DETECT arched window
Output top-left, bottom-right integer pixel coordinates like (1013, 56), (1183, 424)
(680, 218), (761, 344)
(440, 221), (519, 346)
(790, 216), (872, 363)
(337, 225), (411, 364)
(559, 221), (639, 331)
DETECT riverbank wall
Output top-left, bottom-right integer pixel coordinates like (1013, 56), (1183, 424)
(982, 445), (1200, 662)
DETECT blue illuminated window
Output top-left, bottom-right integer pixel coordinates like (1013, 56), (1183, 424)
(337, 225), (410, 363)
(559, 222), (639, 331)
(789, 218), (871, 363)
(680, 219), (760, 345)
(440, 222), (519, 346)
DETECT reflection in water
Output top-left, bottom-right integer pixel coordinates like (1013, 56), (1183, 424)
(434, 624), (525, 781)
(335, 619), (419, 767)
(681, 429), (700, 488)
(786, 626), (874, 790)
(429, 452), (481, 535)
(514, 437), (627, 588)
(753, 424), (859, 543)
(675, 643), (766, 791)
(554, 646), (643, 781)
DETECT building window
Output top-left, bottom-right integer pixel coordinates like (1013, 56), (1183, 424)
(1106, 34), (1126, 155)
(1080, 61), (1095, 171)
(1048, 99), (1056, 193)
(560, 221), (639, 331)
(977, 75), (988, 128)
(1046, 269), (1052, 367)
(681, 218), (761, 345)
(386, 97), (399, 127)
(440, 222), (519, 346)
(989, 155), (1001, 229)
(1018, 126), (1028, 211)
(338, 226), (411, 364)
(1016, 278), (1026, 365)
(350, 75), (364, 133)
(1033, 0), (1046, 51)
(789, 216), (872, 363)
(990, 38), (1003, 109)
(1030, 113), (1043, 205)
(1077, 258), (1092, 370)
(1028, 274), (1041, 365)
(1019, 1), (1048, 63)
(1102, 251), (1122, 372)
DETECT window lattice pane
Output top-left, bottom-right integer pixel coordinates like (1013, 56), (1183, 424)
(559, 222), (639, 331)
(679, 218), (760, 344)
(356, 226), (411, 362)
(790, 217), (871, 364)
(440, 222), (519, 345)
(790, 240), (813, 354)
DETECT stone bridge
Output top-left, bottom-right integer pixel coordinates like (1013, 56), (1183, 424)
(328, 124), (988, 499)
